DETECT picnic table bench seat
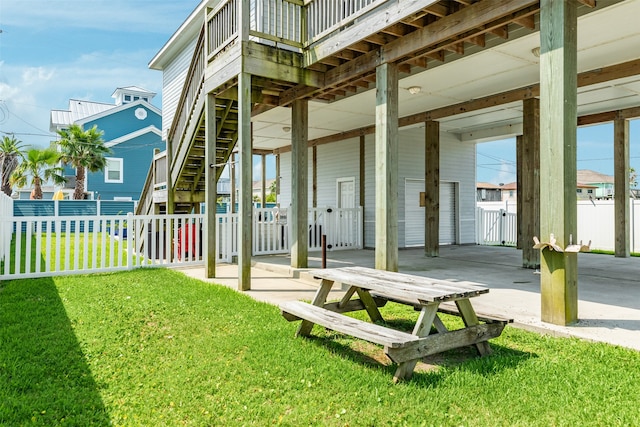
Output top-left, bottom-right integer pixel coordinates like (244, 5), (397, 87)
(280, 300), (419, 348)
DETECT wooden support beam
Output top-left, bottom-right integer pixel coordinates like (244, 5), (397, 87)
(205, 93), (217, 278)
(521, 98), (540, 268)
(324, 0), (539, 89)
(375, 62), (399, 272)
(274, 59), (640, 156)
(261, 153), (266, 207)
(230, 152), (236, 213)
(291, 99), (309, 268)
(359, 135), (366, 247)
(516, 135), (523, 250)
(312, 146), (317, 208)
(425, 120), (440, 258)
(539, 0), (578, 326)
(614, 115), (630, 258)
(238, 72), (253, 291)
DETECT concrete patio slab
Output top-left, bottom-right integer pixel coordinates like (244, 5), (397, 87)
(175, 245), (640, 352)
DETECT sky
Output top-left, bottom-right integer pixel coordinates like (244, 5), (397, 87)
(0, 1), (635, 186)
(477, 121), (640, 186)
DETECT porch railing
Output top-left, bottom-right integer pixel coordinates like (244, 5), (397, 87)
(206, 0), (387, 59)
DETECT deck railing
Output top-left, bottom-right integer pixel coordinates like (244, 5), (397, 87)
(306, 0), (383, 44)
(206, 0), (387, 60)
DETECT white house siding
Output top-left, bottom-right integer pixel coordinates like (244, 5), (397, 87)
(161, 37), (198, 142)
(278, 138), (360, 209)
(394, 128), (476, 247)
(278, 127), (476, 249)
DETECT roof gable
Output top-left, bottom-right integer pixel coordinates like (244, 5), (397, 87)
(105, 125), (162, 148)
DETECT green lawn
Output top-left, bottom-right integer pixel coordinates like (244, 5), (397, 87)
(1, 269), (638, 426)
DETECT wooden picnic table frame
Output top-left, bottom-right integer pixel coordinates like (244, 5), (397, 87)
(280, 266), (511, 382)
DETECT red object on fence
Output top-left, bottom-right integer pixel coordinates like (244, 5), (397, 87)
(177, 223), (198, 259)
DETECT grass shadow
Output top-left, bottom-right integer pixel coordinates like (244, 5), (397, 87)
(304, 323), (534, 386)
(0, 277), (111, 425)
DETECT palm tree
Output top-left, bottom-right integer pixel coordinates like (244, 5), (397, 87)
(10, 148), (65, 199)
(57, 124), (111, 200)
(0, 135), (25, 196)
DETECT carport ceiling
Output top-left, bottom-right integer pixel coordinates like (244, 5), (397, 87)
(251, 0), (640, 151)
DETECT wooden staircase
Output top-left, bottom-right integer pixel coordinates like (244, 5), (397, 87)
(137, 27), (238, 216)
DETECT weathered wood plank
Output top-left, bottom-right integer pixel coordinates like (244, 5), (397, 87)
(386, 323), (507, 364)
(284, 297), (387, 321)
(614, 116), (630, 258)
(205, 93), (217, 278)
(375, 62), (399, 272)
(281, 301), (419, 348)
(291, 98), (309, 268)
(521, 97), (540, 268)
(237, 72), (252, 291)
(425, 120), (439, 258)
(539, 0), (578, 325)
(312, 266), (489, 299)
(393, 303), (439, 382)
(437, 302), (513, 324)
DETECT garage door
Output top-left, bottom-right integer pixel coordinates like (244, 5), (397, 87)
(405, 179), (457, 246)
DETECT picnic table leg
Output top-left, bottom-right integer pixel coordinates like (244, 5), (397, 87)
(393, 303), (439, 382)
(455, 299), (492, 356)
(356, 289), (383, 323)
(297, 279), (335, 337)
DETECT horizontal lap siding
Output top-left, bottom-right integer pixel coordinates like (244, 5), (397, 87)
(316, 139), (359, 207)
(280, 128), (476, 248)
(397, 129), (476, 247)
(162, 37), (198, 142)
(278, 139), (360, 209)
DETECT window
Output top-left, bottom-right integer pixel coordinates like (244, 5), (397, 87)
(587, 189), (593, 194)
(124, 94), (132, 102)
(105, 158), (123, 183)
(577, 189), (582, 193)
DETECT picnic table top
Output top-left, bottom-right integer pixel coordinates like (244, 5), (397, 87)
(310, 266), (489, 304)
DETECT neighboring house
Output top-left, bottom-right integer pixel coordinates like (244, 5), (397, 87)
(500, 182), (518, 203)
(476, 182), (502, 202)
(577, 169), (615, 199)
(50, 86), (164, 201)
(500, 181), (599, 203)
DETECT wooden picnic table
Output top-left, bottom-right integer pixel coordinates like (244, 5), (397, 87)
(280, 266), (511, 382)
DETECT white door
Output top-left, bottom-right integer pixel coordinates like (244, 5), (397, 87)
(337, 178), (355, 208)
(405, 179), (457, 246)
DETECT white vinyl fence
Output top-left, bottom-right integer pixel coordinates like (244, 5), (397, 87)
(1, 206), (362, 279)
(477, 200), (640, 252)
(0, 194), (13, 261)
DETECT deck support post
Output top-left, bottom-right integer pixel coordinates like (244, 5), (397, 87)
(424, 120), (439, 257)
(205, 92), (217, 278)
(522, 97), (540, 268)
(375, 62), (399, 271)
(261, 153), (267, 208)
(539, 0), (578, 325)
(291, 99), (309, 268)
(614, 115), (630, 258)
(238, 72), (253, 290)
(516, 135), (523, 249)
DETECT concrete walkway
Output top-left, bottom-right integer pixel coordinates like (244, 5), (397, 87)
(176, 245), (640, 352)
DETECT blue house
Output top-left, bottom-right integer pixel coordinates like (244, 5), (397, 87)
(50, 86), (164, 201)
